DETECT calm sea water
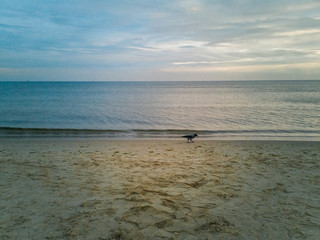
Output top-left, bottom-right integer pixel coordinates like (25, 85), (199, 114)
(0, 81), (319, 140)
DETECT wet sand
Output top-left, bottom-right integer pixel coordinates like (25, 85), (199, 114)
(1, 139), (319, 239)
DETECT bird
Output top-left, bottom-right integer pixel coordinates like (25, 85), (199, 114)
(182, 134), (198, 143)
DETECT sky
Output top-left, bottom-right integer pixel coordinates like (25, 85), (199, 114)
(1, 0), (320, 81)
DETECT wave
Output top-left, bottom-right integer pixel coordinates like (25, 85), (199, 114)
(1, 127), (319, 140)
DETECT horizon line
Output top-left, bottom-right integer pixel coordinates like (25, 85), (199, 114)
(1, 79), (319, 83)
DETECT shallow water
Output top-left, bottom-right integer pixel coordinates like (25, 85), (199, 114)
(0, 80), (319, 139)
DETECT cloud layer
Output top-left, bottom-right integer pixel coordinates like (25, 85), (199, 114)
(1, 0), (320, 81)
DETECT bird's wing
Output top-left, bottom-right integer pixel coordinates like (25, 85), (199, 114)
(182, 135), (192, 138)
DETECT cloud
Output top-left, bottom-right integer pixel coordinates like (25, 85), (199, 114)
(274, 29), (320, 37)
(129, 40), (208, 53)
(0, 0), (320, 81)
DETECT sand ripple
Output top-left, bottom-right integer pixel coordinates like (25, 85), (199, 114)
(1, 140), (319, 239)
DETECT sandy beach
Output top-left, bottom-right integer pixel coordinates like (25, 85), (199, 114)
(1, 139), (319, 239)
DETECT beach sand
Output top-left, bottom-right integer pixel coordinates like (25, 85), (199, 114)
(1, 139), (319, 239)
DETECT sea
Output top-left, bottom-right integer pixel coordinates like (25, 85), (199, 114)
(0, 80), (319, 140)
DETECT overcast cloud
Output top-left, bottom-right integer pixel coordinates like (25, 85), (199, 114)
(1, 0), (320, 81)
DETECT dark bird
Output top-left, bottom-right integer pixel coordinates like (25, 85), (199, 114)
(182, 134), (198, 143)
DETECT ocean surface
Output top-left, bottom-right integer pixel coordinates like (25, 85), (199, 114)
(0, 81), (319, 140)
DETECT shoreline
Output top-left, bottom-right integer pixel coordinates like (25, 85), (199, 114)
(1, 139), (319, 239)
(1, 127), (319, 141)
(0, 137), (320, 144)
